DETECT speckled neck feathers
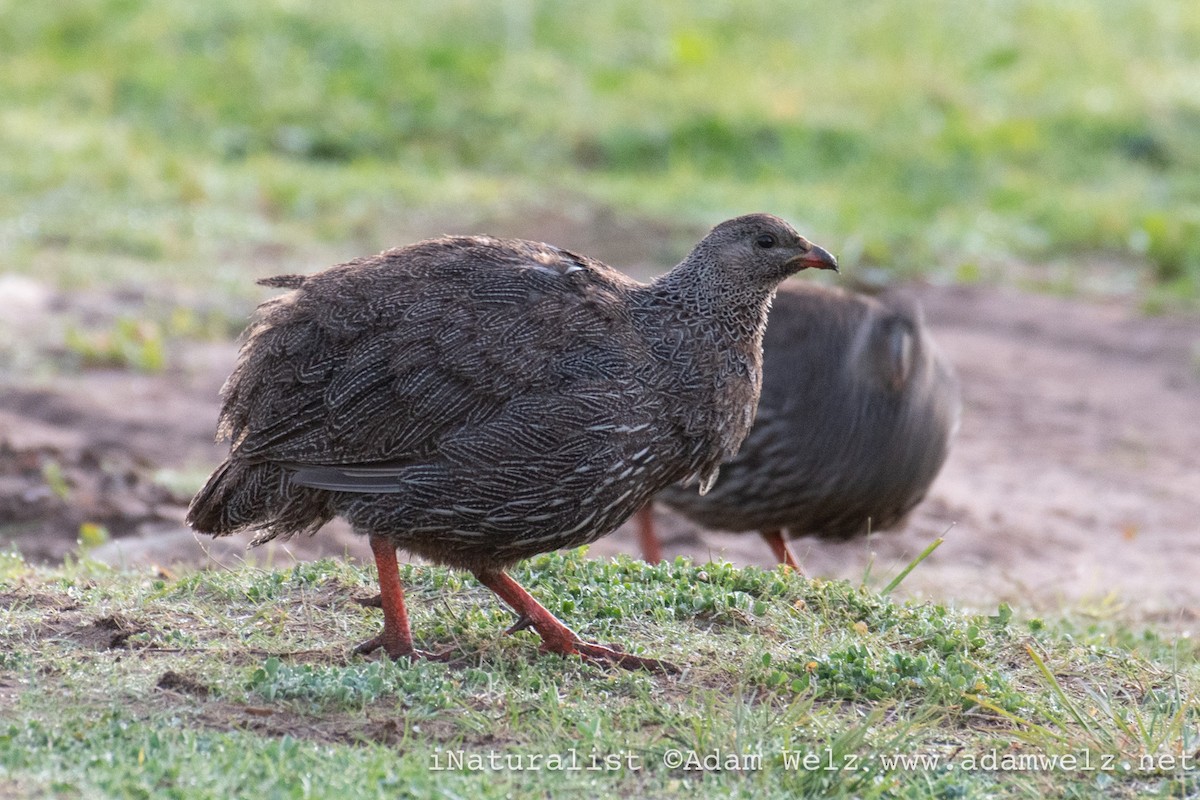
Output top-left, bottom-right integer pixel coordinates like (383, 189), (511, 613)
(635, 250), (779, 493)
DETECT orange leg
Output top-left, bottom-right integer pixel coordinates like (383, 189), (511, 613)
(761, 529), (805, 574)
(355, 535), (441, 660)
(475, 568), (679, 674)
(636, 505), (664, 564)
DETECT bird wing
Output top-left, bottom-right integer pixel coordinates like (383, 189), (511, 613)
(217, 238), (650, 482)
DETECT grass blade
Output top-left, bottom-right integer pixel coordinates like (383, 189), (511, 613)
(881, 536), (945, 596)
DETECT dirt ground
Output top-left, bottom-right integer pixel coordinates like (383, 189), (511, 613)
(2, 272), (1197, 628)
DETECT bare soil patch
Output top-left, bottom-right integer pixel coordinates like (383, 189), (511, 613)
(156, 669), (212, 697)
(67, 613), (149, 650)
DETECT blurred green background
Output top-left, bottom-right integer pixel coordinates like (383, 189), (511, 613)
(2, 0), (1199, 306)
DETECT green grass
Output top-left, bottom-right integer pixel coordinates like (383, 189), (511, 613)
(2, 0), (1199, 304)
(2, 549), (1198, 798)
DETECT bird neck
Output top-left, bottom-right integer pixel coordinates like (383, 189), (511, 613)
(647, 253), (777, 340)
(637, 257), (776, 476)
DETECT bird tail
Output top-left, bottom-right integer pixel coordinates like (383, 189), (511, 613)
(187, 459), (332, 542)
(187, 459), (248, 535)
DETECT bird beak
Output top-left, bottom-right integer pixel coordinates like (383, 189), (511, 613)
(788, 244), (839, 273)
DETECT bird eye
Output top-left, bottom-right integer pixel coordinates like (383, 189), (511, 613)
(754, 233), (777, 249)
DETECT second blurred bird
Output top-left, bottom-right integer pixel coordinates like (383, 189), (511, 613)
(638, 283), (961, 570)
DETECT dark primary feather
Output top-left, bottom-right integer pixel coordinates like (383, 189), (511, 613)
(187, 217), (836, 574)
(655, 283), (960, 539)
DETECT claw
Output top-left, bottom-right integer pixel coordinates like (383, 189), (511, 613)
(353, 631), (454, 663)
(505, 613), (536, 635)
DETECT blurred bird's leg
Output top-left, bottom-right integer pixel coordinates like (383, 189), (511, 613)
(354, 535), (446, 661)
(475, 568), (680, 675)
(761, 529), (805, 575)
(636, 505), (664, 564)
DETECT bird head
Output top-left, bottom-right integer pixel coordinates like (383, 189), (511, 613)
(699, 213), (838, 290)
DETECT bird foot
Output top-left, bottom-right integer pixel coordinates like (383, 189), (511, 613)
(475, 569), (679, 675)
(352, 632), (453, 663)
(544, 639), (681, 675)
